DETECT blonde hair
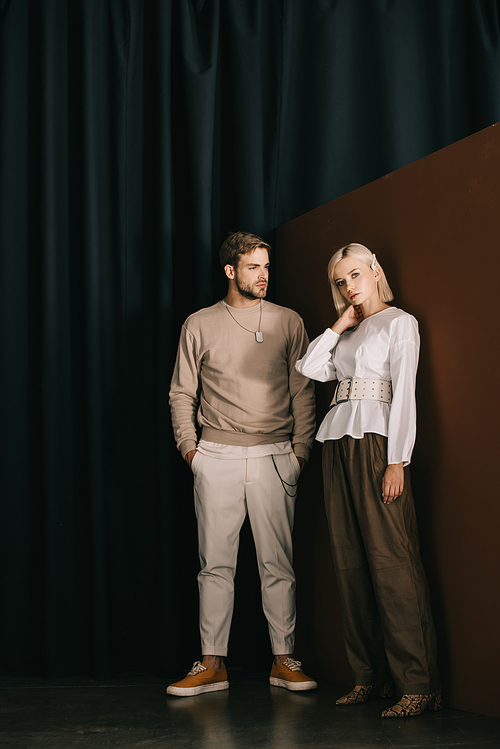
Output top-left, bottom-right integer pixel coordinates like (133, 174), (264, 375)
(327, 243), (394, 316)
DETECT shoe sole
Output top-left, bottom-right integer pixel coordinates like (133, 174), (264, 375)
(269, 677), (318, 691)
(166, 680), (229, 697)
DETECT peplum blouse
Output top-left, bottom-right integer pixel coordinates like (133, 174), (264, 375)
(295, 307), (419, 466)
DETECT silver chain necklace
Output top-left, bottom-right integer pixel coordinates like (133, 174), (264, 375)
(223, 300), (264, 343)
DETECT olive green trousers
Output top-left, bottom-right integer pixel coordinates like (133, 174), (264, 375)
(323, 435), (441, 695)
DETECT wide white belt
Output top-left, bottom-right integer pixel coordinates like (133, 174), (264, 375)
(330, 378), (392, 407)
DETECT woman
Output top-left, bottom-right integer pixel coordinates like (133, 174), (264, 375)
(296, 243), (441, 718)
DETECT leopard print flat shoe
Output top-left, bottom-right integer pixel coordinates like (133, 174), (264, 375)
(381, 691), (443, 718)
(336, 682), (395, 705)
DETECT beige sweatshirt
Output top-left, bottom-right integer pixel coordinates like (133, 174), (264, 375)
(169, 300), (315, 459)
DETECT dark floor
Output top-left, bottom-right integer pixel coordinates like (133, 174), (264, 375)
(1, 673), (500, 749)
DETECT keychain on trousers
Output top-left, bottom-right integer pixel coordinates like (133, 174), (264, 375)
(272, 455), (300, 497)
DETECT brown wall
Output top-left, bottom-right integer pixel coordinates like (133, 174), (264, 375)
(276, 122), (500, 718)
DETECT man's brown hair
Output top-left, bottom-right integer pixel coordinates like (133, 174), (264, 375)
(219, 231), (271, 268)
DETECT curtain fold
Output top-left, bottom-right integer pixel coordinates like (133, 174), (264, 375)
(1, 0), (499, 678)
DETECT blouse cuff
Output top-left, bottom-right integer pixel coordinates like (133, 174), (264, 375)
(323, 328), (340, 344)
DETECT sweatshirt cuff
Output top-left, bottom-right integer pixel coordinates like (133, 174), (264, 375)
(293, 443), (311, 461)
(179, 439), (197, 458)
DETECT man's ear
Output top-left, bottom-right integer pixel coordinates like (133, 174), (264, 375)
(224, 264), (235, 280)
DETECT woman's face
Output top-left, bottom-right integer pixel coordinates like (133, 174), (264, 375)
(333, 256), (380, 307)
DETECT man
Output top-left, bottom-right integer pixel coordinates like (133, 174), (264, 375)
(167, 231), (316, 696)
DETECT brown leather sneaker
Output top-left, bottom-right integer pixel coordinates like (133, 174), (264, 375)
(166, 661), (229, 697)
(269, 657), (317, 691)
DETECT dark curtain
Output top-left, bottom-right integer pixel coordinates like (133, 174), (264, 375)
(1, 0), (499, 679)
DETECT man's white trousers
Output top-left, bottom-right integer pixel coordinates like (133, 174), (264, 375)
(191, 450), (300, 656)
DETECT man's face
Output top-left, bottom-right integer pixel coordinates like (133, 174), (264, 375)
(230, 247), (270, 301)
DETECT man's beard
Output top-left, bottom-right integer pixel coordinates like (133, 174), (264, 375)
(235, 276), (267, 301)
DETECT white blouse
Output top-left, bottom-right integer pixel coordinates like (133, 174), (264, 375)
(296, 307), (419, 466)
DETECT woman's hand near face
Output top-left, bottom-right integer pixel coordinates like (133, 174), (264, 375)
(331, 305), (363, 335)
(382, 463), (404, 504)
